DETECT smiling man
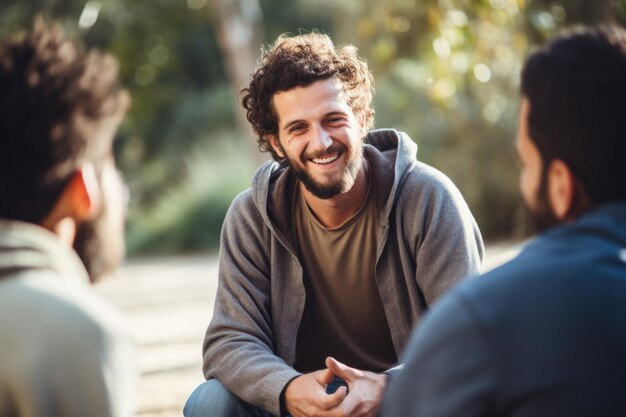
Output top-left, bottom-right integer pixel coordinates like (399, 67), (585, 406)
(184, 33), (483, 417)
(382, 26), (626, 417)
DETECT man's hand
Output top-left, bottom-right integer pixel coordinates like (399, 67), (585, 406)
(325, 357), (388, 417)
(284, 369), (348, 417)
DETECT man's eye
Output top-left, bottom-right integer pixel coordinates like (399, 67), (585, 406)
(290, 125), (305, 133)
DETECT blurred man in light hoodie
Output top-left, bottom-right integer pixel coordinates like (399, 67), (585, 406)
(0, 18), (135, 417)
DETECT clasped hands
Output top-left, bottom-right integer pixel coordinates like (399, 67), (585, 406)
(284, 357), (387, 417)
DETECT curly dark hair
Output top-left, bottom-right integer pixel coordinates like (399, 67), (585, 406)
(241, 32), (375, 162)
(521, 25), (626, 205)
(0, 18), (129, 223)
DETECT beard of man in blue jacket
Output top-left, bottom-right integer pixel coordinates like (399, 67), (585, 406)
(382, 25), (626, 417)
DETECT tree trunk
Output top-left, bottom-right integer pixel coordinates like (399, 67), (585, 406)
(210, 0), (268, 166)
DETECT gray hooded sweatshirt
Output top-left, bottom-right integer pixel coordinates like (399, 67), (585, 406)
(203, 129), (484, 416)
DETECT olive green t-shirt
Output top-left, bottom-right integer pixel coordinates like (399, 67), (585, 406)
(292, 173), (397, 373)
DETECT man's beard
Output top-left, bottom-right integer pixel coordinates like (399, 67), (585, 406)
(284, 141), (363, 200)
(525, 169), (560, 233)
(73, 198), (125, 283)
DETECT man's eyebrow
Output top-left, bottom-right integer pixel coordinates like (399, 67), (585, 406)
(282, 119), (306, 131)
(325, 111), (349, 118)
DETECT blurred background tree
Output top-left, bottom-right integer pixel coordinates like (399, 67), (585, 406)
(2, 0), (625, 255)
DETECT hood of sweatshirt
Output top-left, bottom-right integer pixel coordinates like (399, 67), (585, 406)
(248, 128), (418, 244)
(0, 220), (89, 284)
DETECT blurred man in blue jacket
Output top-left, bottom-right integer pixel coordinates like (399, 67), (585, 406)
(382, 25), (626, 417)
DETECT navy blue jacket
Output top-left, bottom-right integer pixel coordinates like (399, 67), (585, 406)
(382, 203), (626, 417)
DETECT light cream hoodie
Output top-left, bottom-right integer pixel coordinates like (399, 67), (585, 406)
(0, 220), (135, 417)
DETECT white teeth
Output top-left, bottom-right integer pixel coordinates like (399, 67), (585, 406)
(311, 153), (340, 164)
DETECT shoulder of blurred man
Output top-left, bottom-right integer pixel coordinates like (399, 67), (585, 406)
(382, 202), (626, 417)
(0, 219), (135, 417)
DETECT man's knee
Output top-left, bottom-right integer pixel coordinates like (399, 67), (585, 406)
(184, 379), (264, 417)
(184, 379), (237, 417)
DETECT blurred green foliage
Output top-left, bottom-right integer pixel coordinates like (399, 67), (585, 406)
(2, 0), (625, 254)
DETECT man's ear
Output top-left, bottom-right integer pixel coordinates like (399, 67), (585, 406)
(64, 163), (102, 221)
(39, 163), (102, 244)
(267, 134), (285, 159)
(547, 159), (575, 220)
(358, 113), (367, 136)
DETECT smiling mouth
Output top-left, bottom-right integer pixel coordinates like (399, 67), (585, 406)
(310, 152), (341, 164)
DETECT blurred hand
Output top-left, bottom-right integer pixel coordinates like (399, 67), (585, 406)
(325, 357), (387, 417)
(284, 369), (348, 417)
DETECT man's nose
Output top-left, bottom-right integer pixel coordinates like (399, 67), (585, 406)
(310, 125), (333, 151)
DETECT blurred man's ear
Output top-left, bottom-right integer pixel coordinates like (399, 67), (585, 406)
(63, 163), (102, 221)
(547, 159), (575, 220)
(40, 163), (102, 242)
